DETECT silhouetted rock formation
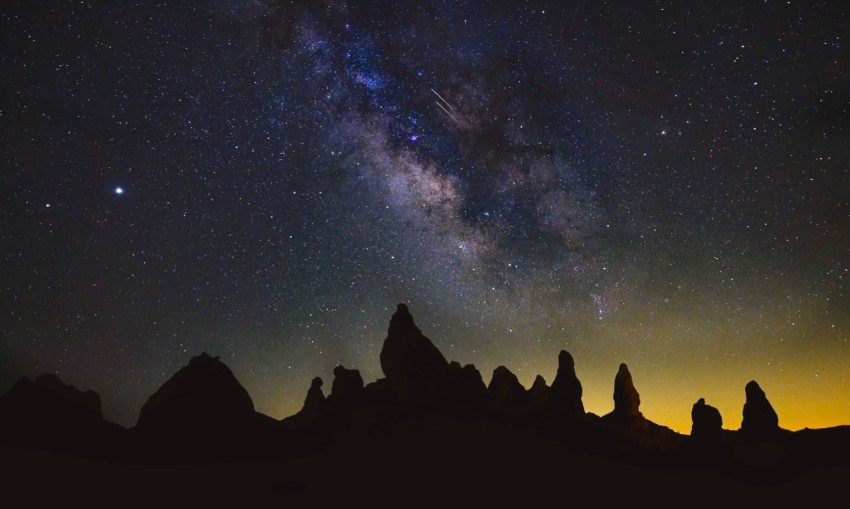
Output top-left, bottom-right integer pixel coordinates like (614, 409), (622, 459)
(741, 380), (780, 437)
(6, 303), (850, 486)
(612, 363), (641, 418)
(376, 303), (488, 413)
(447, 361), (488, 414)
(1, 374), (102, 421)
(301, 377), (326, 415)
(137, 352), (257, 435)
(328, 366), (364, 407)
(0, 374), (122, 455)
(547, 351), (584, 422)
(690, 398), (723, 440)
(489, 366), (527, 413)
(528, 375), (550, 411)
(380, 303), (449, 384)
(600, 363), (682, 453)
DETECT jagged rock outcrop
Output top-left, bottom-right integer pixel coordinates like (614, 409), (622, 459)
(372, 304), (490, 413)
(611, 363), (641, 418)
(691, 398), (723, 440)
(741, 380), (779, 437)
(136, 352), (256, 434)
(547, 351), (584, 421)
(301, 377), (326, 415)
(0, 374), (102, 422)
(488, 366), (527, 412)
(0, 374), (122, 454)
(380, 303), (449, 384)
(446, 361), (488, 414)
(328, 365), (364, 406)
(599, 362), (682, 452)
(377, 303), (489, 412)
(528, 375), (550, 411)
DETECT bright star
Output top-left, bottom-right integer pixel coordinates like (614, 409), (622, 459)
(115, 186), (124, 195)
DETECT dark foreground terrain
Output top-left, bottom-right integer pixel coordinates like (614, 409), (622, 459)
(3, 426), (848, 504)
(2, 304), (848, 503)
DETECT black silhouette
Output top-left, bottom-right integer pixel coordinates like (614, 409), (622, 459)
(2, 303), (849, 502)
(691, 397), (723, 442)
(547, 350), (585, 422)
(742, 380), (781, 438)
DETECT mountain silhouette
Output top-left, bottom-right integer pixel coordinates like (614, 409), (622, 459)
(1, 303), (849, 501)
(133, 352), (278, 460)
(0, 374), (124, 457)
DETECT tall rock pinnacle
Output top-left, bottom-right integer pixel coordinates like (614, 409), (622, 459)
(301, 377), (326, 415)
(548, 350), (584, 420)
(612, 363), (641, 418)
(380, 303), (449, 382)
(741, 380), (779, 436)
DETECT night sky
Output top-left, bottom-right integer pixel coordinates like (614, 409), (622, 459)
(2, 1), (848, 434)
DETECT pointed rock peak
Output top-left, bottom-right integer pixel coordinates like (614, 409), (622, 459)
(311, 377), (324, 389)
(380, 303), (448, 381)
(489, 366), (522, 389)
(745, 380), (765, 399)
(741, 380), (779, 435)
(558, 350), (576, 371)
(530, 375), (549, 391)
(388, 303), (420, 336)
(549, 350), (584, 419)
(552, 350), (580, 385)
(612, 363), (641, 417)
(137, 352), (255, 430)
(488, 366), (526, 410)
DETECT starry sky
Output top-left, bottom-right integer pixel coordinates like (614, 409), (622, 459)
(2, 1), (848, 434)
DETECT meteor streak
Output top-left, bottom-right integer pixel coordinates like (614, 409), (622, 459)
(435, 100), (458, 122)
(430, 88), (455, 110)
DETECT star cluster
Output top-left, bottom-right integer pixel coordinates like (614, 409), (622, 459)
(2, 1), (848, 433)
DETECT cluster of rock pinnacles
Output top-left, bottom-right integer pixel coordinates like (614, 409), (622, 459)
(0, 303), (784, 442)
(295, 304), (782, 436)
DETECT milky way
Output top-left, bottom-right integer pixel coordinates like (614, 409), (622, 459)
(2, 1), (848, 433)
